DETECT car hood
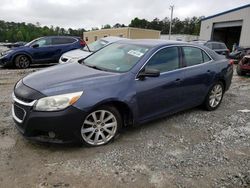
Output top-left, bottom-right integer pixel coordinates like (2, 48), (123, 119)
(11, 46), (29, 51)
(22, 63), (120, 96)
(62, 49), (92, 59)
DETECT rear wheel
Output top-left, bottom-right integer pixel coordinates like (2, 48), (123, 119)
(15, 55), (31, 69)
(236, 65), (246, 76)
(204, 82), (224, 111)
(80, 106), (122, 146)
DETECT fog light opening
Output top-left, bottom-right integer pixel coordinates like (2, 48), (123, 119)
(48, 131), (56, 138)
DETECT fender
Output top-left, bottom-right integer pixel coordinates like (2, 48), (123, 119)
(11, 51), (33, 64)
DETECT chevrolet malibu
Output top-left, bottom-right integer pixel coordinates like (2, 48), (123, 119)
(12, 40), (233, 146)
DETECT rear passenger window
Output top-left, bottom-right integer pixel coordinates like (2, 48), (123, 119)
(52, 38), (76, 45)
(212, 43), (221, 50)
(183, 47), (203, 66)
(146, 47), (179, 73)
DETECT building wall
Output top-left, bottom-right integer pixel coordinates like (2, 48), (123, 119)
(128, 28), (161, 39)
(161, 34), (199, 42)
(200, 6), (250, 47)
(83, 27), (160, 44)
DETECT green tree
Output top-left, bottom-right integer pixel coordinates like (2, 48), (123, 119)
(16, 31), (24, 41)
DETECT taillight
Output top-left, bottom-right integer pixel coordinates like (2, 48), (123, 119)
(80, 40), (86, 47)
(229, 59), (234, 65)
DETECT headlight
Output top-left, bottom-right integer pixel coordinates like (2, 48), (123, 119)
(1, 50), (13, 57)
(34, 91), (83, 111)
(68, 58), (79, 63)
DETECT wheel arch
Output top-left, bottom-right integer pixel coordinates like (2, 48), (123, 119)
(92, 100), (135, 127)
(11, 52), (33, 64)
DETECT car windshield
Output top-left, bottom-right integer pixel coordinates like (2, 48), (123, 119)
(83, 39), (109, 52)
(83, 43), (150, 72)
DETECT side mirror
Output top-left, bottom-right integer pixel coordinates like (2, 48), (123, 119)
(138, 68), (160, 79)
(32, 44), (39, 48)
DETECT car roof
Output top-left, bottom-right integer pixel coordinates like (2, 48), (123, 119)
(116, 39), (188, 47)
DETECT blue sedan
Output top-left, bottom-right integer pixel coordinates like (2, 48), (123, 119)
(12, 40), (233, 146)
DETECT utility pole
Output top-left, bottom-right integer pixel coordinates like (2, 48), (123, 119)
(169, 5), (174, 40)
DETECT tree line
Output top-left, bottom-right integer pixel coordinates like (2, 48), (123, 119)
(0, 16), (204, 42)
(0, 21), (86, 42)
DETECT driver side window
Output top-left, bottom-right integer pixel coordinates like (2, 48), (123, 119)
(34, 38), (52, 47)
(145, 47), (180, 73)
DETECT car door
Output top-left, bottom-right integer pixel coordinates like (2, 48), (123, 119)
(51, 37), (77, 61)
(30, 38), (56, 62)
(135, 46), (186, 122)
(180, 46), (214, 107)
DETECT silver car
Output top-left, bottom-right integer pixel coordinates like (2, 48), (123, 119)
(59, 36), (127, 63)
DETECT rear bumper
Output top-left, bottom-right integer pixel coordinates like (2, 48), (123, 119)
(239, 65), (250, 72)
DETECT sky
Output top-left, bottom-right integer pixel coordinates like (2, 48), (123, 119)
(0, 0), (250, 30)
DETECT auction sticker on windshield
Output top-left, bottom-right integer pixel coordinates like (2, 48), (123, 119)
(127, 50), (144, 57)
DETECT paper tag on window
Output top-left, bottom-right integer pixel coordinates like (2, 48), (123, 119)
(127, 50), (144, 57)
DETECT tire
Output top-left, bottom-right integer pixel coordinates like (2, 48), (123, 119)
(236, 65), (246, 76)
(204, 82), (224, 111)
(80, 105), (122, 146)
(15, 55), (31, 69)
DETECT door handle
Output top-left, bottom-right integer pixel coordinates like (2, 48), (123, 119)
(175, 78), (181, 84)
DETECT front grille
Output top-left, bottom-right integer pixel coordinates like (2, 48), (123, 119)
(14, 104), (26, 121)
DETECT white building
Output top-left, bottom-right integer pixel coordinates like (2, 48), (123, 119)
(161, 34), (199, 42)
(200, 4), (250, 50)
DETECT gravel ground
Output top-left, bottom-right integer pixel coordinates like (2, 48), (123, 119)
(0, 64), (249, 188)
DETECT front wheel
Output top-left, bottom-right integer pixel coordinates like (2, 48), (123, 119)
(15, 55), (31, 69)
(204, 82), (224, 111)
(80, 106), (122, 146)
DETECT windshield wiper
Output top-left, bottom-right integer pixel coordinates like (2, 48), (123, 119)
(84, 64), (105, 71)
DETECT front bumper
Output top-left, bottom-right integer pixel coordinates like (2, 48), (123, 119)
(12, 95), (86, 143)
(0, 56), (12, 67)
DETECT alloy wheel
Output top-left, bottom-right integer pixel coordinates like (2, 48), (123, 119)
(209, 84), (223, 108)
(15, 55), (30, 69)
(81, 110), (118, 146)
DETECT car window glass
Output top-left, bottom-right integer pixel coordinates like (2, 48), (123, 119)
(84, 43), (150, 72)
(83, 39), (108, 52)
(183, 47), (203, 66)
(202, 51), (211, 62)
(219, 43), (227, 49)
(146, 47), (179, 73)
(212, 43), (221, 50)
(34, 38), (52, 47)
(52, 38), (75, 45)
(205, 43), (212, 49)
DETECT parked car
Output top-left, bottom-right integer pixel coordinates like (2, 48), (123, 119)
(191, 40), (230, 57)
(236, 55), (250, 76)
(228, 47), (250, 63)
(0, 36), (85, 68)
(12, 40), (233, 146)
(59, 36), (126, 64)
(3, 41), (27, 48)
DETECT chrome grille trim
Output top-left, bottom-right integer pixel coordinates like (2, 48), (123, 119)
(12, 93), (37, 106)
